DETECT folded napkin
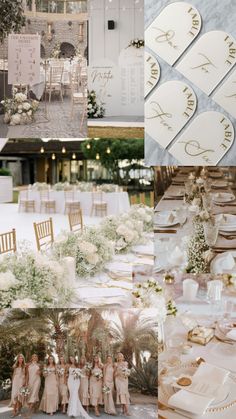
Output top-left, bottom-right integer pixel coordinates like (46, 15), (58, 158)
(219, 252), (236, 269)
(169, 363), (229, 416)
(226, 329), (236, 341)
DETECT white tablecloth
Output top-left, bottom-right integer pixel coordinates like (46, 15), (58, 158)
(19, 190), (130, 215)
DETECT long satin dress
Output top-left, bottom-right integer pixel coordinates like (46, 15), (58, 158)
(89, 367), (103, 406)
(10, 367), (25, 406)
(57, 366), (68, 405)
(28, 363), (41, 404)
(115, 362), (130, 405)
(79, 369), (89, 406)
(103, 364), (116, 415)
(67, 368), (90, 418)
(40, 367), (59, 414)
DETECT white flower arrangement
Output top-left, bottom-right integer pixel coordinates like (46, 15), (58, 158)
(121, 367), (131, 378)
(102, 385), (111, 394)
(43, 367), (54, 376)
(1, 89), (38, 125)
(87, 90), (105, 119)
(31, 182), (49, 191)
(51, 42), (61, 59)
(57, 367), (66, 377)
(72, 368), (83, 380)
(93, 371), (103, 380)
(54, 228), (114, 278)
(127, 204), (153, 232)
(19, 386), (30, 397)
(1, 379), (11, 391)
(127, 39), (144, 49)
(0, 251), (73, 308)
(132, 279), (177, 323)
(84, 362), (93, 373)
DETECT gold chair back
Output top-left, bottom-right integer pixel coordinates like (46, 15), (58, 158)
(0, 229), (17, 255)
(34, 218), (54, 252)
(68, 210), (83, 233)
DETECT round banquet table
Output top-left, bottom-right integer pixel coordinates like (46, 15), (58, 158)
(18, 190), (130, 215)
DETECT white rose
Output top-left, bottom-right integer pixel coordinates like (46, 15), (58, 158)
(86, 253), (99, 265)
(15, 93), (27, 102)
(78, 241), (97, 255)
(22, 102), (31, 111)
(3, 113), (10, 123)
(27, 110), (32, 116)
(11, 298), (36, 309)
(0, 271), (18, 291)
(10, 113), (21, 125)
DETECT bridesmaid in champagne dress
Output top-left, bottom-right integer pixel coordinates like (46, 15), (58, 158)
(103, 355), (117, 415)
(40, 356), (59, 416)
(10, 354), (26, 417)
(26, 354), (41, 413)
(114, 353), (131, 416)
(57, 356), (69, 414)
(79, 356), (90, 413)
(89, 355), (103, 417)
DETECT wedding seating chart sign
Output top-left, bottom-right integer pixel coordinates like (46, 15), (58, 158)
(118, 48), (144, 116)
(8, 34), (40, 85)
(88, 59), (120, 116)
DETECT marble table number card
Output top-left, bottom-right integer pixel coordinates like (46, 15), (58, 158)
(169, 111), (235, 165)
(213, 68), (236, 119)
(145, 80), (197, 148)
(177, 31), (236, 95)
(145, 2), (202, 66)
(145, 51), (160, 97)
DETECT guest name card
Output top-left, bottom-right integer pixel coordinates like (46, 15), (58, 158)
(145, 51), (160, 97)
(145, 80), (197, 148)
(213, 68), (236, 119)
(145, 2), (202, 65)
(169, 111), (234, 165)
(8, 34), (40, 85)
(177, 31), (236, 95)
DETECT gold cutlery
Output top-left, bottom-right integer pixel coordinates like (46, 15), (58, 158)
(214, 336), (234, 345)
(154, 229), (177, 234)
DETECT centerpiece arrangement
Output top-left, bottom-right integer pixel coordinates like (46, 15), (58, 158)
(1, 88), (39, 125)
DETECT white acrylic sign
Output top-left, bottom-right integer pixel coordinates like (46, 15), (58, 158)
(0, 138), (8, 151)
(213, 68), (236, 119)
(88, 59), (120, 116)
(169, 111), (234, 165)
(118, 47), (144, 116)
(145, 51), (160, 97)
(145, 80), (197, 148)
(8, 34), (40, 85)
(145, 2), (202, 66)
(177, 31), (236, 95)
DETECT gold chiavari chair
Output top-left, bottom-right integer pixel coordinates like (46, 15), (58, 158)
(90, 191), (108, 217)
(68, 210), (83, 233)
(64, 190), (81, 214)
(40, 190), (56, 213)
(150, 191), (154, 208)
(0, 229), (17, 255)
(46, 65), (64, 102)
(130, 195), (137, 205)
(139, 193), (146, 205)
(33, 218), (54, 252)
(18, 189), (35, 213)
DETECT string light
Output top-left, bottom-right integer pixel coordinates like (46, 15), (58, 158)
(40, 147), (44, 153)
(62, 147), (66, 154)
(96, 153), (100, 160)
(52, 153), (56, 160)
(86, 143), (91, 149)
(72, 153), (76, 160)
(106, 147), (111, 154)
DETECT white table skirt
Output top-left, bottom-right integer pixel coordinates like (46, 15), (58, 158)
(19, 190), (130, 215)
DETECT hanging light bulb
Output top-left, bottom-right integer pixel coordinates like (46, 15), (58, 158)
(52, 153), (56, 160)
(106, 147), (111, 154)
(72, 153), (76, 160)
(96, 153), (100, 160)
(62, 146), (66, 154)
(86, 143), (91, 149)
(40, 147), (44, 153)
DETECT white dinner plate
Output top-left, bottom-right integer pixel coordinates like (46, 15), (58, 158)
(211, 251), (236, 274)
(215, 214), (236, 232)
(212, 181), (228, 188)
(212, 193), (235, 203)
(155, 211), (183, 227)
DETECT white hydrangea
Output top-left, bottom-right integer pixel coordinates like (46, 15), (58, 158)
(78, 241), (98, 255)
(0, 271), (18, 291)
(15, 93), (27, 103)
(22, 102), (31, 111)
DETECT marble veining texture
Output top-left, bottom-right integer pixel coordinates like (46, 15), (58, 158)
(145, 0), (236, 166)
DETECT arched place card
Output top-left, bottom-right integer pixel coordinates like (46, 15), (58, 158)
(145, 80), (197, 149)
(169, 111), (235, 165)
(145, 51), (160, 97)
(145, 2), (202, 66)
(177, 31), (236, 95)
(213, 68), (236, 119)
